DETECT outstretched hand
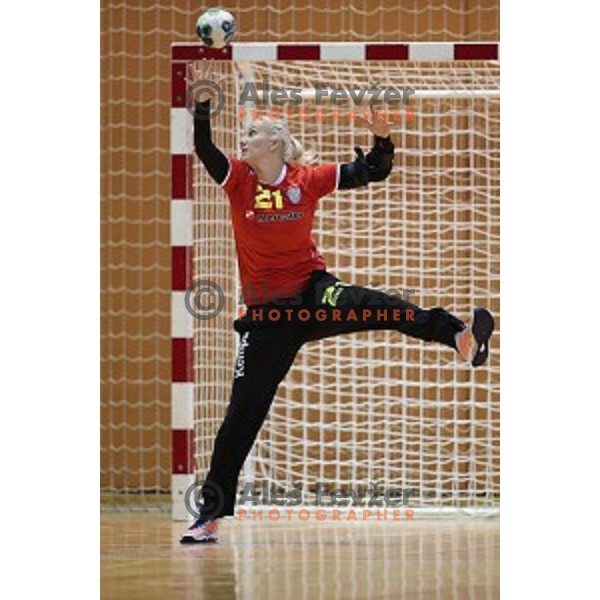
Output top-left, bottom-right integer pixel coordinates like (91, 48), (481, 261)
(193, 60), (226, 104)
(363, 104), (392, 138)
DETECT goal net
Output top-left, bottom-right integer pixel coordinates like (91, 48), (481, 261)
(187, 47), (499, 514)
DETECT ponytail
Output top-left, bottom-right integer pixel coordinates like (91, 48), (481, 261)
(265, 119), (317, 165)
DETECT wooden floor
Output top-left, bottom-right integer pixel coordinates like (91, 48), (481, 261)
(101, 513), (499, 599)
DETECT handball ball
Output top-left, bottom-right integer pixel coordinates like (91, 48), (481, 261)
(196, 8), (236, 49)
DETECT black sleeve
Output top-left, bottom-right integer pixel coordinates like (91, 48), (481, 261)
(338, 135), (395, 190)
(194, 100), (229, 185)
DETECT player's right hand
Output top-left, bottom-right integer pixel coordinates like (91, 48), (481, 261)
(194, 60), (225, 103)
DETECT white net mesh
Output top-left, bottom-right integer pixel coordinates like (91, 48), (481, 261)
(192, 58), (500, 510)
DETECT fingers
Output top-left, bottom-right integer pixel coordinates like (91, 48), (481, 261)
(360, 103), (382, 126)
(197, 59), (213, 82)
(199, 59), (223, 86)
(354, 102), (393, 136)
(369, 104), (387, 123)
(356, 103), (373, 128)
(202, 59), (213, 80)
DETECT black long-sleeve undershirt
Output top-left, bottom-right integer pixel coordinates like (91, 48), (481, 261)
(193, 100), (395, 189)
(194, 101), (229, 184)
(338, 136), (395, 189)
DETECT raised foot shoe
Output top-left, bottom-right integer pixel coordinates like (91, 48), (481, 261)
(456, 308), (495, 367)
(180, 518), (219, 544)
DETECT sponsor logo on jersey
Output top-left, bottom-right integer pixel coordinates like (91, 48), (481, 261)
(257, 211), (304, 223)
(286, 186), (302, 205)
(245, 210), (255, 220)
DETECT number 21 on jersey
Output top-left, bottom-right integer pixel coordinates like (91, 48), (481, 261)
(254, 185), (283, 210)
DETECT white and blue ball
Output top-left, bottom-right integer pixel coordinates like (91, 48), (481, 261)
(196, 8), (236, 49)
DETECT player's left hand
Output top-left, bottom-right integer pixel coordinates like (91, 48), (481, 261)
(364, 104), (392, 138)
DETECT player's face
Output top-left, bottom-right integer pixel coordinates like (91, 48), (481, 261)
(240, 119), (278, 164)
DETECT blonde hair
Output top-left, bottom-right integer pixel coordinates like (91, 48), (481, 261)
(264, 119), (317, 165)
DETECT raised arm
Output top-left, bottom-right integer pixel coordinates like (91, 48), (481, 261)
(194, 100), (229, 185)
(338, 136), (395, 189)
(338, 104), (395, 190)
(190, 60), (229, 184)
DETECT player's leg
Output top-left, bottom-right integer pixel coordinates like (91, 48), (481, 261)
(301, 275), (493, 366)
(180, 324), (303, 543)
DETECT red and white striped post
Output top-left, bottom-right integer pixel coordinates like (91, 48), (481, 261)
(170, 54), (196, 521)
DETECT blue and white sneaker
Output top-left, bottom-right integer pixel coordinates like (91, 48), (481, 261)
(180, 518), (219, 544)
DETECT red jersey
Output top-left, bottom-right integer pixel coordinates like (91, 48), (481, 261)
(222, 158), (339, 306)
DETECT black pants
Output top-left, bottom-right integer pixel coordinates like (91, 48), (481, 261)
(199, 270), (464, 519)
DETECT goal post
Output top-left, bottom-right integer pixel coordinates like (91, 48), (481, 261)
(170, 42), (500, 520)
